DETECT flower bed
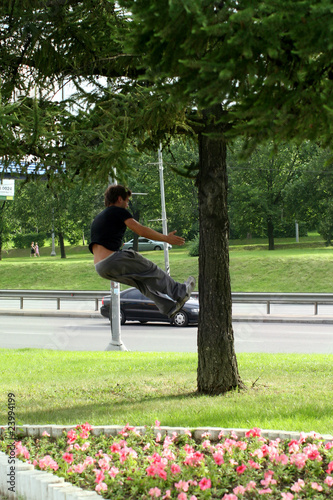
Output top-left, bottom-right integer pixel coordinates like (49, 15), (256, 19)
(1, 422), (333, 499)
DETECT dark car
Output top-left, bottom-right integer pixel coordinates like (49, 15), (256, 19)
(100, 287), (199, 327)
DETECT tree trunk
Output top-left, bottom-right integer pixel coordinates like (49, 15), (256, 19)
(58, 232), (66, 258)
(267, 216), (275, 250)
(196, 107), (244, 395)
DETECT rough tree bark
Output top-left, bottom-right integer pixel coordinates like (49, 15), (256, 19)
(58, 232), (66, 259)
(196, 106), (244, 395)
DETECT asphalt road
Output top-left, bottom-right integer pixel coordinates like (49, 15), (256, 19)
(0, 315), (332, 353)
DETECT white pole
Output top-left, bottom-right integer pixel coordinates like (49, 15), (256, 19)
(158, 144), (170, 275)
(105, 176), (127, 351)
(295, 220), (299, 243)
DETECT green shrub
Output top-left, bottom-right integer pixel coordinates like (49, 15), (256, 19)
(13, 232), (47, 249)
(188, 234), (199, 256)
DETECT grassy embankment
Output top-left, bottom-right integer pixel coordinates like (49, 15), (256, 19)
(0, 233), (332, 292)
(0, 234), (332, 433)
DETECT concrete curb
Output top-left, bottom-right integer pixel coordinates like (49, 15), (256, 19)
(0, 309), (332, 324)
(1, 425), (333, 500)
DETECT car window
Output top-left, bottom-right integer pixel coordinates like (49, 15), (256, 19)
(126, 289), (145, 300)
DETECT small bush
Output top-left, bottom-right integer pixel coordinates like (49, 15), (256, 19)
(13, 232), (47, 249)
(188, 234), (199, 256)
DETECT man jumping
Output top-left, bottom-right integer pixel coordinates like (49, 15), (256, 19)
(89, 184), (196, 318)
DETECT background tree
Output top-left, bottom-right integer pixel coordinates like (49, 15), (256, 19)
(228, 141), (311, 249)
(125, 139), (199, 242)
(1, 1), (333, 394)
(283, 145), (333, 245)
(0, 201), (13, 260)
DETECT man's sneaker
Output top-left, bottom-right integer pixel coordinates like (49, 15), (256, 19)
(169, 276), (196, 318)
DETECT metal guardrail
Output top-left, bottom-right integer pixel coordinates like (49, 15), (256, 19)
(231, 292), (333, 315)
(0, 290), (106, 311)
(0, 290), (333, 315)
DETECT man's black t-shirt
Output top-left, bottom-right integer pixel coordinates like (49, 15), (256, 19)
(89, 206), (133, 254)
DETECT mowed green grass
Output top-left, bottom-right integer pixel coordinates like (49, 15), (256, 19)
(0, 238), (332, 292)
(0, 350), (332, 434)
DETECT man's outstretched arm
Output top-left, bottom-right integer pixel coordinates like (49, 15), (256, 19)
(125, 218), (185, 246)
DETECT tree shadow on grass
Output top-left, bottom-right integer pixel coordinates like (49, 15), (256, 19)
(10, 389), (333, 433)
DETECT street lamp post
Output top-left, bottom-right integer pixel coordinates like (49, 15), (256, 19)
(158, 145), (170, 275)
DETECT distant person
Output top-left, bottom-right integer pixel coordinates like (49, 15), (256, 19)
(89, 184), (195, 318)
(30, 242), (35, 257)
(35, 242), (40, 257)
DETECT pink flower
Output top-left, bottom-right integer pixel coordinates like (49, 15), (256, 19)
(81, 442), (90, 451)
(324, 476), (333, 487)
(66, 429), (78, 444)
(233, 485), (246, 495)
(175, 480), (189, 492)
(245, 427), (261, 438)
(62, 453), (74, 464)
(236, 464), (247, 474)
(149, 487), (161, 498)
(213, 451), (224, 465)
(108, 466), (119, 478)
(155, 420), (161, 427)
(184, 451), (204, 467)
(73, 463), (85, 473)
(290, 479), (304, 492)
(178, 493), (187, 500)
(281, 493), (293, 500)
(260, 471), (277, 487)
(42, 431), (50, 437)
(15, 442), (30, 460)
(98, 456), (111, 471)
(311, 482), (323, 491)
(199, 478), (211, 491)
(276, 454), (289, 465)
(95, 482), (107, 492)
(258, 488), (272, 494)
(304, 444), (322, 461)
(245, 481), (257, 491)
(222, 495), (237, 500)
(79, 422), (92, 432)
(38, 455), (59, 471)
(163, 449), (176, 461)
(248, 459), (260, 469)
(83, 456), (95, 467)
(94, 469), (105, 484)
(79, 429), (90, 440)
(290, 452), (307, 469)
(171, 463), (181, 474)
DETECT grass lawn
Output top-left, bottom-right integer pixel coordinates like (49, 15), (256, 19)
(0, 235), (332, 292)
(1, 236), (332, 435)
(0, 350), (332, 434)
